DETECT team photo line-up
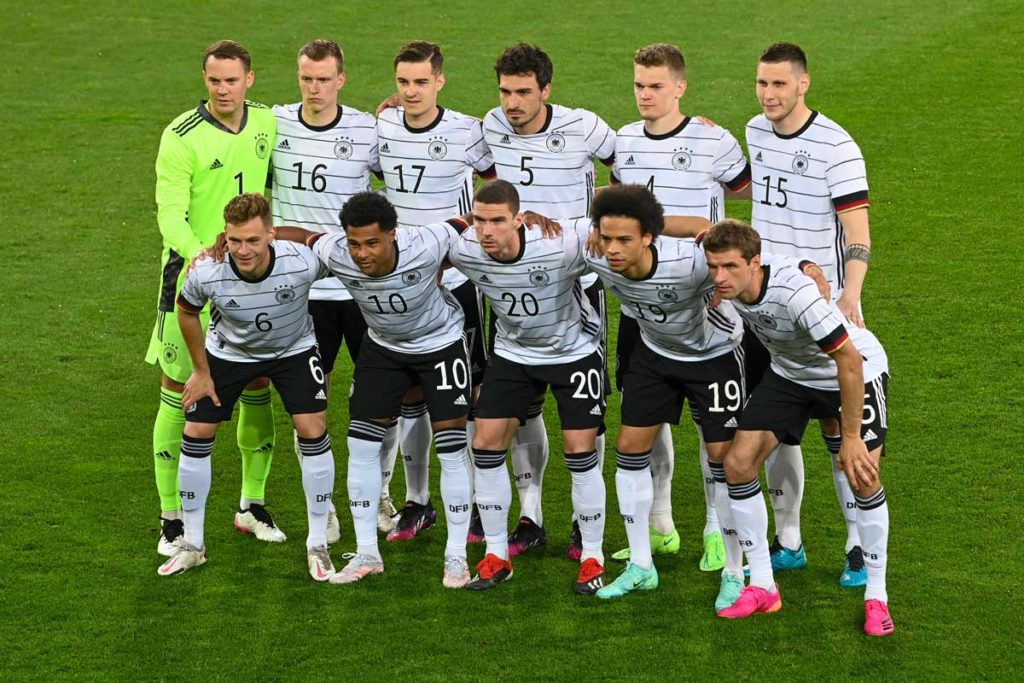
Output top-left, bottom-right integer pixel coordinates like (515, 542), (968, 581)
(148, 36), (893, 637)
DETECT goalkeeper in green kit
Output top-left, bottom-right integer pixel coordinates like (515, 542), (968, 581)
(147, 40), (283, 555)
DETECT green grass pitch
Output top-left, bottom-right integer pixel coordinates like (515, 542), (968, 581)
(1, 0), (1022, 679)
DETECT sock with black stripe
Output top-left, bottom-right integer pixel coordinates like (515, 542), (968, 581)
(473, 448), (511, 560)
(237, 387), (275, 509)
(298, 432), (335, 550)
(567, 451), (605, 564)
(709, 460), (743, 579)
(615, 450), (654, 570)
(510, 402), (548, 526)
(729, 478), (773, 590)
(348, 420), (387, 559)
(435, 428), (473, 558)
(401, 402), (432, 505)
(179, 434), (214, 549)
(824, 432), (861, 552)
(856, 487), (889, 602)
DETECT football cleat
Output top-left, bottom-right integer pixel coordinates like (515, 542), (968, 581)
(157, 543), (206, 576)
(611, 527), (680, 561)
(386, 500), (438, 541)
(234, 504), (287, 543)
(442, 555), (471, 589)
(717, 584), (782, 618)
(467, 505), (485, 544)
(157, 517), (185, 557)
(839, 546), (868, 587)
(329, 553), (384, 585)
(864, 599), (895, 637)
(700, 531), (726, 572)
(307, 545), (335, 582)
(596, 562), (659, 599)
(574, 558), (605, 595)
(769, 535), (807, 571)
(566, 520), (583, 561)
(507, 517), (548, 557)
(715, 573), (745, 612)
(377, 494), (399, 533)
(465, 553), (513, 591)
(326, 508), (341, 545)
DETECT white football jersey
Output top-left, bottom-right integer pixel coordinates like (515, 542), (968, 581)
(612, 117), (750, 222)
(747, 111), (869, 295)
(731, 260), (887, 390)
(310, 221), (465, 354)
(447, 218), (600, 365)
(378, 106), (494, 289)
(178, 241), (327, 362)
(588, 237), (741, 362)
(271, 103), (380, 301)
(482, 104), (615, 289)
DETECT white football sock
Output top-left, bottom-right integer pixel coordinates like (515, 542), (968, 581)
(400, 403), (432, 505)
(856, 488), (889, 603)
(649, 423), (675, 535)
(296, 429), (336, 515)
(766, 443), (804, 549)
(348, 421), (386, 559)
(824, 433), (861, 552)
(729, 478), (774, 590)
(709, 461), (743, 578)
(510, 409), (548, 526)
(297, 433), (335, 550)
(615, 450), (654, 570)
(179, 435), (214, 550)
(472, 448), (512, 560)
(435, 428), (473, 559)
(567, 451), (605, 564)
(699, 432), (720, 536)
(379, 419), (399, 500)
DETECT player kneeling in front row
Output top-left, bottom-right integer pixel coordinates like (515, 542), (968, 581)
(704, 220), (894, 636)
(158, 194), (338, 581)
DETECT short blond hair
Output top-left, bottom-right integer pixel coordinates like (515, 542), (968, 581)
(223, 193), (271, 228)
(634, 43), (686, 80)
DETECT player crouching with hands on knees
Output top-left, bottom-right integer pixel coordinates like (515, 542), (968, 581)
(158, 193), (339, 582)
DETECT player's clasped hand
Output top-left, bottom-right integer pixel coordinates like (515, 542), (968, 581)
(522, 211), (561, 238)
(803, 264), (832, 302)
(838, 437), (878, 490)
(182, 370), (220, 411)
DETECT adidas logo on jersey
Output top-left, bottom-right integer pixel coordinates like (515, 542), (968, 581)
(209, 158), (223, 170)
(314, 389), (327, 400)
(755, 152), (763, 162)
(380, 143), (390, 153)
(453, 394), (468, 406)
(864, 429), (878, 441)
(724, 417), (739, 428)
(479, 274), (492, 284)
(277, 139), (290, 150)
(625, 155), (635, 165)
(500, 134), (511, 144)
(589, 404), (602, 416)
(225, 299), (240, 308)
(347, 280), (363, 288)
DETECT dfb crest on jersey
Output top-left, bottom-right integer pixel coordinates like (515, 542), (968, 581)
(275, 287), (296, 304)
(255, 133), (269, 159)
(672, 150), (692, 171)
(545, 133), (566, 153)
(792, 151), (810, 175)
(657, 287), (678, 303)
(756, 313), (778, 330)
(428, 140), (448, 160)
(402, 270), (422, 285)
(334, 140), (353, 159)
(529, 268), (550, 286)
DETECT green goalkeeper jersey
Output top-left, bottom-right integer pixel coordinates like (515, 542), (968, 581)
(153, 100), (276, 311)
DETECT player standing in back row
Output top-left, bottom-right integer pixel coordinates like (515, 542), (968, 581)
(271, 38), (380, 544)
(148, 41), (282, 557)
(377, 40), (496, 542)
(746, 43), (874, 585)
(610, 43), (751, 572)
(481, 43), (616, 557)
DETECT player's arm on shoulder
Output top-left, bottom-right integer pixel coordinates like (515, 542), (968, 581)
(375, 92), (400, 117)
(175, 278), (219, 409)
(522, 211), (562, 238)
(155, 128), (205, 259)
(662, 214), (712, 239)
(837, 207), (870, 327)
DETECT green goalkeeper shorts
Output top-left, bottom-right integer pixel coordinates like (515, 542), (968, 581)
(145, 307), (210, 384)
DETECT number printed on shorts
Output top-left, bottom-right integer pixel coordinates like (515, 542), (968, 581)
(434, 357), (469, 390)
(308, 355), (325, 385)
(570, 369), (602, 400)
(708, 380), (742, 412)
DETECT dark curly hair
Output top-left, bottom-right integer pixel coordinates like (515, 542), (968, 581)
(339, 192), (398, 232)
(589, 184), (664, 238)
(494, 43), (553, 89)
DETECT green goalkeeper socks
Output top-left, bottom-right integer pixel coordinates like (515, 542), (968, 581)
(238, 387), (275, 503)
(153, 387), (185, 513)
